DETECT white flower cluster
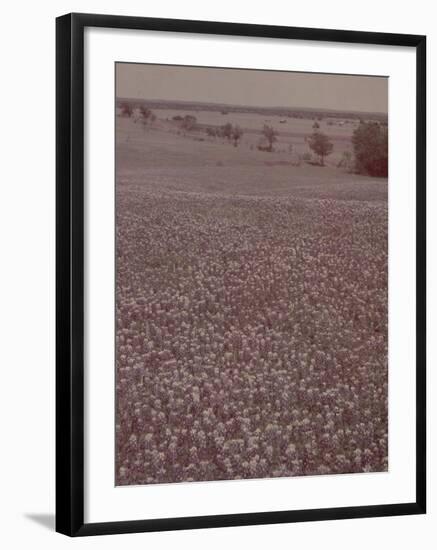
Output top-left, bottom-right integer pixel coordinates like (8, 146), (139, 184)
(116, 187), (388, 485)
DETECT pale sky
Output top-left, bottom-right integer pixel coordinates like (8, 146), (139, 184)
(116, 63), (388, 114)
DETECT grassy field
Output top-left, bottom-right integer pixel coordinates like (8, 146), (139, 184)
(115, 111), (388, 486)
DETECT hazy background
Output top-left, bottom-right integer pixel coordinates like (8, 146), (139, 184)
(116, 63), (388, 114)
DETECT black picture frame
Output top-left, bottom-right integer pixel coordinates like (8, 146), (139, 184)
(56, 12), (426, 537)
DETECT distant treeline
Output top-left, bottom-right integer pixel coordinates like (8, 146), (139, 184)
(116, 98), (388, 123)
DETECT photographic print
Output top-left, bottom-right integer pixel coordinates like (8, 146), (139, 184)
(115, 63), (388, 487)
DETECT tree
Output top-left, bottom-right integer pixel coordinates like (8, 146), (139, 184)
(140, 106), (151, 120)
(139, 106), (153, 130)
(120, 102), (133, 118)
(181, 115), (197, 132)
(352, 121), (388, 177)
(221, 122), (233, 141)
(231, 125), (243, 147)
(262, 124), (278, 152)
(307, 131), (333, 166)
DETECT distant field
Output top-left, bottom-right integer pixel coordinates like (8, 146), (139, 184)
(115, 112), (388, 486)
(153, 108), (359, 137)
(117, 109), (361, 166)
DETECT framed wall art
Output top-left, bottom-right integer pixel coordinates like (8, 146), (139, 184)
(56, 12), (426, 536)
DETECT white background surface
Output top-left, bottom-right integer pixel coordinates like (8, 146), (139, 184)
(0, 0), (434, 548)
(85, 28), (416, 523)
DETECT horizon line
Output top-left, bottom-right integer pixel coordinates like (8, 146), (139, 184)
(115, 96), (388, 117)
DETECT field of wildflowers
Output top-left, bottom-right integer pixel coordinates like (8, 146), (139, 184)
(115, 183), (388, 485)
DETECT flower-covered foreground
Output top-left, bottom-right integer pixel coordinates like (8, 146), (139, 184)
(116, 182), (387, 485)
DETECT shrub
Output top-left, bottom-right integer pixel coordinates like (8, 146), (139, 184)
(220, 122), (233, 141)
(139, 107), (155, 129)
(261, 125), (278, 152)
(120, 102), (133, 118)
(257, 137), (270, 152)
(140, 106), (152, 120)
(182, 115), (197, 131)
(352, 122), (388, 177)
(232, 125), (244, 147)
